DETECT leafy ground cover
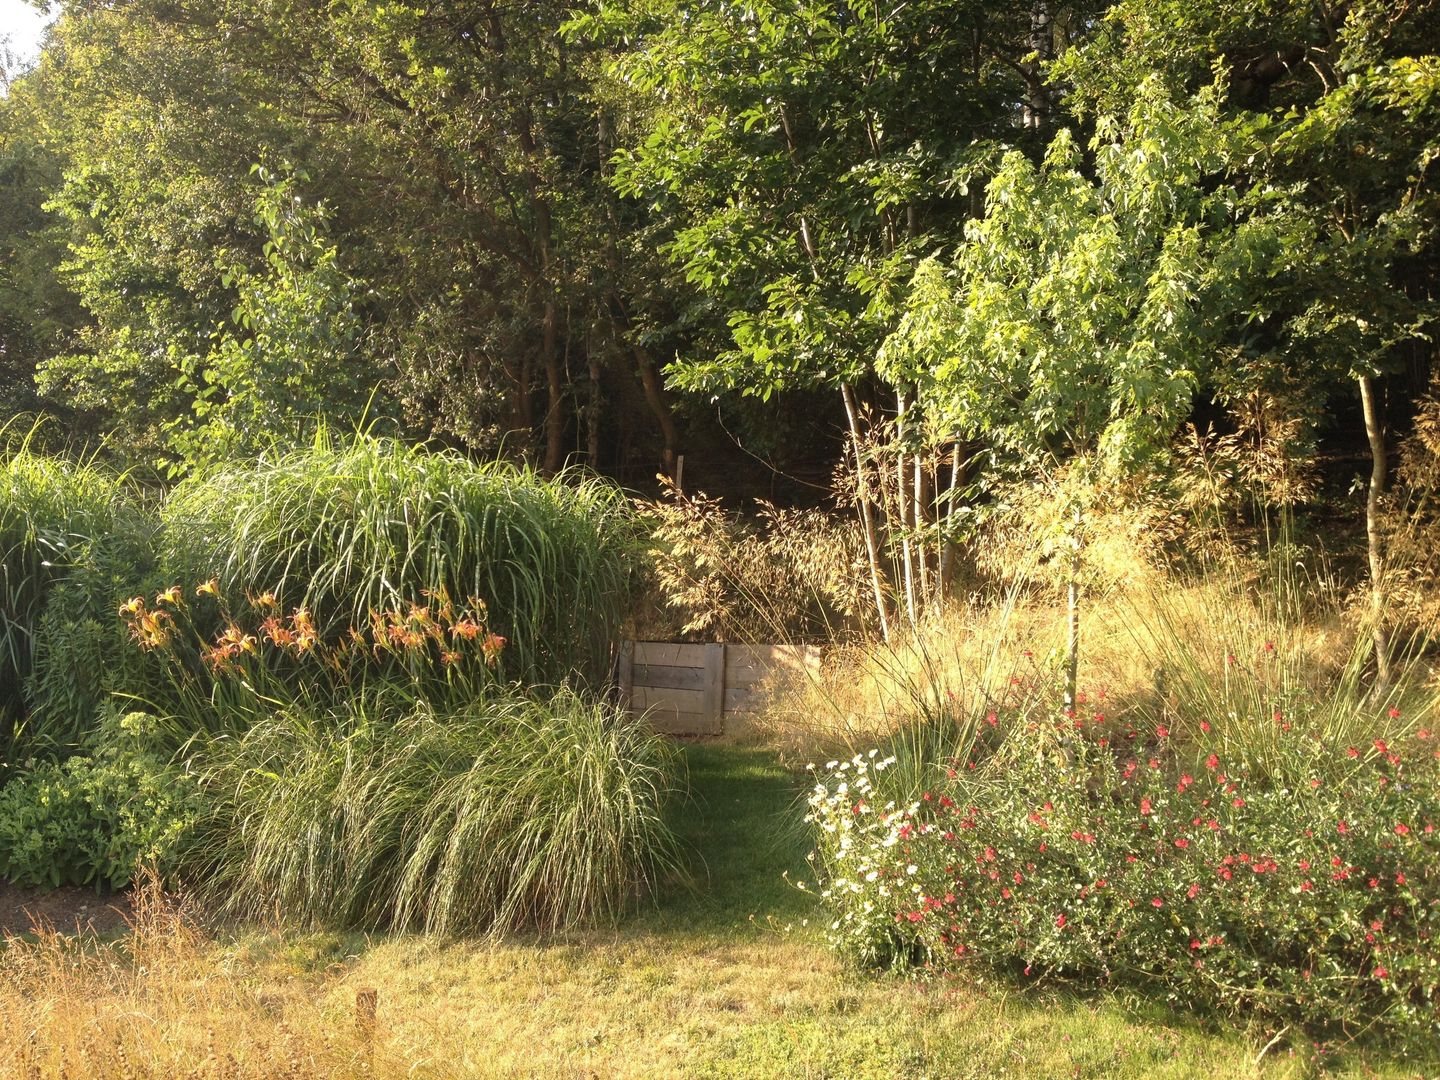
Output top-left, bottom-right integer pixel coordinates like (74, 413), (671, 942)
(3, 744), (1432, 1079)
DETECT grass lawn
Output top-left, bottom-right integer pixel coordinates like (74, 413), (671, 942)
(194, 744), (1428, 1079)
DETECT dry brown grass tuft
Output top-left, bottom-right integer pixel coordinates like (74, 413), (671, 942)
(0, 871), (445, 1080)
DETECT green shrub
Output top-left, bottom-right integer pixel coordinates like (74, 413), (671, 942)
(158, 435), (639, 697)
(185, 687), (680, 934)
(0, 727), (203, 890)
(805, 715), (1440, 1043)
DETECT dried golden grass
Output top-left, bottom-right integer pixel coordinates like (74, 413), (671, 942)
(0, 872), (444, 1079)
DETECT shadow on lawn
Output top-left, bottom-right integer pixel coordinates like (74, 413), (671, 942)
(651, 743), (815, 932)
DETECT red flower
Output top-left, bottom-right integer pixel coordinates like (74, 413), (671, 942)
(1395, 823), (1411, 836)
(1186, 883), (1200, 899)
(1156, 725), (1170, 738)
(1232, 798), (1245, 808)
(1151, 897), (1164, 908)
(1204, 753), (1219, 770)
(1397, 872), (1408, 886)
(1055, 913), (1067, 929)
(1174, 838), (1190, 849)
(1374, 738), (1389, 753)
(1374, 966), (1388, 979)
(1388, 707), (1401, 719)
(1200, 720), (1211, 733)
(1346, 747), (1360, 759)
(1300, 881), (1313, 892)
(1337, 820), (1349, 835)
(1140, 797), (1152, 816)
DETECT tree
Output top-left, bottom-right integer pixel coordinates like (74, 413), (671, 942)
(578, 0), (1096, 634)
(1054, 0), (1440, 689)
(882, 81), (1275, 704)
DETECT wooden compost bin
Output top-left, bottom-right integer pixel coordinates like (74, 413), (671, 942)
(616, 641), (823, 735)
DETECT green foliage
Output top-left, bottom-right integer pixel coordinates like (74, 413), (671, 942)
(0, 440), (135, 754)
(0, 726), (202, 891)
(883, 79), (1270, 477)
(168, 168), (375, 472)
(158, 435), (639, 694)
(806, 720), (1440, 1043)
(185, 688), (681, 934)
(577, 0), (1051, 400)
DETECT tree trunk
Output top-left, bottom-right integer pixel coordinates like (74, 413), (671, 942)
(843, 383), (890, 642)
(896, 391), (917, 628)
(914, 451), (931, 605)
(938, 441), (963, 599)
(541, 298), (564, 474)
(587, 348), (602, 467)
(1064, 500), (1082, 713)
(633, 342), (679, 479)
(1359, 374), (1392, 690)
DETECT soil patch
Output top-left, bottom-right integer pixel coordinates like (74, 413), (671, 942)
(0, 879), (133, 937)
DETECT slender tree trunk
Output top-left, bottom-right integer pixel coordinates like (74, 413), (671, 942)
(938, 441), (963, 599)
(541, 298), (564, 474)
(843, 383), (890, 642)
(587, 349), (602, 467)
(633, 342), (679, 479)
(1064, 500), (1082, 713)
(1359, 374), (1392, 689)
(914, 451), (931, 605)
(896, 391), (917, 628)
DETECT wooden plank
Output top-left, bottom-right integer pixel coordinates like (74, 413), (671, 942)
(704, 643), (726, 725)
(632, 685), (707, 713)
(726, 666), (783, 690)
(632, 664), (706, 691)
(633, 642), (709, 667)
(724, 686), (764, 715)
(616, 640), (634, 709)
(647, 709), (723, 736)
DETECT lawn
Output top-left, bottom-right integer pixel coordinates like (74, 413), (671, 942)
(23, 744), (1408, 1079)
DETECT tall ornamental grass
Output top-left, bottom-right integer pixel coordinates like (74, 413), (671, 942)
(186, 688), (681, 934)
(159, 436), (638, 690)
(0, 445), (144, 756)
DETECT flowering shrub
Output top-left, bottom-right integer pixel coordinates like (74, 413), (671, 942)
(806, 715), (1440, 1041)
(118, 581), (506, 735)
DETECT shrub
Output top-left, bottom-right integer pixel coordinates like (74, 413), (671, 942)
(804, 715), (1440, 1043)
(185, 687), (681, 934)
(159, 435), (639, 694)
(0, 728), (203, 890)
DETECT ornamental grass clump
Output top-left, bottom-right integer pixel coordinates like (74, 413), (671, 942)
(0, 443), (149, 757)
(186, 687), (681, 934)
(159, 434), (638, 694)
(806, 709), (1440, 1044)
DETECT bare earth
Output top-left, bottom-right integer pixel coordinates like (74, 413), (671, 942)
(0, 880), (133, 937)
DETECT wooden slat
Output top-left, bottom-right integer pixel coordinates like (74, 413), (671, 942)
(724, 686), (763, 715)
(632, 664), (706, 691)
(703, 643), (725, 724)
(646, 709), (723, 736)
(632, 685), (707, 713)
(633, 642), (709, 667)
(616, 640), (634, 709)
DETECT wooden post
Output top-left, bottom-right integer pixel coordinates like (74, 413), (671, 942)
(704, 643), (726, 731)
(616, 640), (635, 710)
